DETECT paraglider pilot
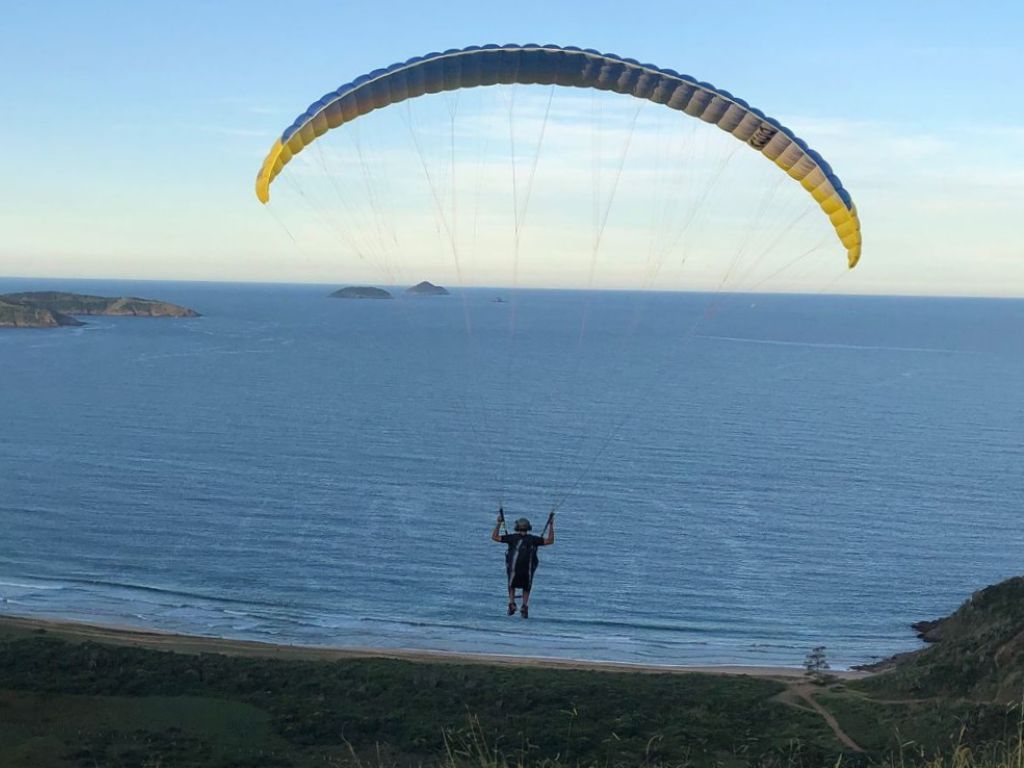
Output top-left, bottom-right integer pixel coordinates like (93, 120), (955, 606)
(491, 508), (554, 619)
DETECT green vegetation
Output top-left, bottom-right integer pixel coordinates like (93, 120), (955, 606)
(330, 287), (394, 299)
(0, 576), (1021, 766)
(859, 577), (1024, 702)
(0, 629), (844, 767)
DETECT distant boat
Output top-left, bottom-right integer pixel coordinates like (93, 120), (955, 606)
(491, 297), (507, 303)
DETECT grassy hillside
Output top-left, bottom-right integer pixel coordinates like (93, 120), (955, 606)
(859, 576), (1024, 702)
(1, 576), (1022, 766)
(0, 628), (847, 768)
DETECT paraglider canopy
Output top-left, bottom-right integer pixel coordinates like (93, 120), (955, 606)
(255, 44), (861, 268)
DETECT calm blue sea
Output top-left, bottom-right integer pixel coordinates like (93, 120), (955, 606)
(2, 278), (1022, 669)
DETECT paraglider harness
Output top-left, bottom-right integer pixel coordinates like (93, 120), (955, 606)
(498, 507), (553, 597)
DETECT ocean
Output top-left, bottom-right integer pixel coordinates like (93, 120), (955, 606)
(2, 278), (1022, 669)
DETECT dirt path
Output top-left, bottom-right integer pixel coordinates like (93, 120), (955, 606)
(785, 683), (865, 753)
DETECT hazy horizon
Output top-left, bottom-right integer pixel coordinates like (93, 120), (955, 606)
(4, 273), (1024, 301)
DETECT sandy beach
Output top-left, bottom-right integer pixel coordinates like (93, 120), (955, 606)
(0, 612), (869, 680)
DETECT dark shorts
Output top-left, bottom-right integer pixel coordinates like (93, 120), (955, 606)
(509, 572), (533, 591)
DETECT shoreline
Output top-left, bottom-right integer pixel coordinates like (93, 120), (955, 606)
(0, 612), (869, 680)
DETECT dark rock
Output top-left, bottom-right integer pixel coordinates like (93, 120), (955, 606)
(911, 618), (945, 643)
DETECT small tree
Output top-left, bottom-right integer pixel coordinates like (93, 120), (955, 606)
(804, 645), (831, 683)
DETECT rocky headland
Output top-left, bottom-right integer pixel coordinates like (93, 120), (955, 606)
(856, 575), (1024, 701)
(0, 297), (83, 328)
(0, 291), (199, 328)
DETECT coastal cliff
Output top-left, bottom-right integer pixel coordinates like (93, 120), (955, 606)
(859, 575), (1024, 702)
(0, 297), (83, 328)
(0, 292), (200, 328)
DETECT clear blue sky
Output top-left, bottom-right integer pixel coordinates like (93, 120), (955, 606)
(2, 1), (1021, 295)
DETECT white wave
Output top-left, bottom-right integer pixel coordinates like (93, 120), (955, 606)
(0, 579), (65, 591)
(696, 333), (968, 354)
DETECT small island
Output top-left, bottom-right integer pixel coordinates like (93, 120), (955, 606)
(329, 286), (393, 300)
(405, 280), (449, 296)
(0, 291), (199, 329)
